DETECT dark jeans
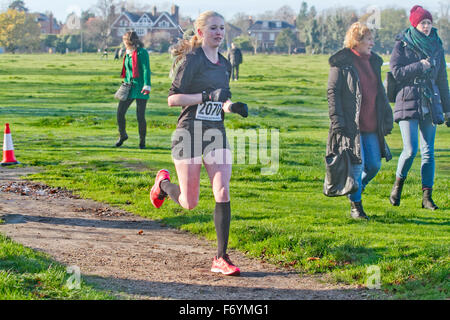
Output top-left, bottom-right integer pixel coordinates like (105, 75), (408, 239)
(117, 98), (147, 141)
(232, 64), (239, 80)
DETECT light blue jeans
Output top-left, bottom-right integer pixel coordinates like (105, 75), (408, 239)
(395, 115), (436, 188)
(348, 133), (382, 202)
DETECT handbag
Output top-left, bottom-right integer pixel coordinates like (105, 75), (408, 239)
(323, 135), (359, 197)
(386, 71), (399, 103)
(114, 82), (132, 101)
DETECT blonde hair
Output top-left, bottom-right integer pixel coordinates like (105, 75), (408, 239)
(170, 11), (225, 76)
(343, 22), (372, 49)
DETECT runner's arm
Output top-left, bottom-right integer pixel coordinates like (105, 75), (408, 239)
(168, 93), (202, 107)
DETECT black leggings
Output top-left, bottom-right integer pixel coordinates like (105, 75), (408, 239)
(117, 98), (147, 139)
(232, 64), (239, 80)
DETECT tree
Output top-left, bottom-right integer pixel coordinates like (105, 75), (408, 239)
(8, 0), (27, 12)
(372, 8), (409, 54)
(275, 5), (296, 24)
(321, 7), (357, 53)
(256, 10), (276, 21)
(81, 10), (95, 24)
(0, 9), (40, 53)
(249, 35), (260, 54)
(436, 1), (450, 52)
(231, 35), (253, 51)
(89, 0), (118, 48)
(230, 12), (252, 33)
(305, 18), (320, 54)
(275, 28), (297, 54)
(296, 1), (309, 42)
(123, 0), (153, 12)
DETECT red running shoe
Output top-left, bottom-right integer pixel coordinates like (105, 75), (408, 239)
(150, 169), (170, 208)
(211, 254), (240, 276)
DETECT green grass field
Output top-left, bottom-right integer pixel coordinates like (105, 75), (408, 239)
(0, 52), (448, 300)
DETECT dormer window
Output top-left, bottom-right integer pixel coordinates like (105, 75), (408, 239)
(159, 20), (169, 27)
(276, 21), (282, 28)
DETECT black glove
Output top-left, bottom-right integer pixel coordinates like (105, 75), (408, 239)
(230, 102), (248, 118)
(207, 88), (232, 103)
(445, 113), (450, 127)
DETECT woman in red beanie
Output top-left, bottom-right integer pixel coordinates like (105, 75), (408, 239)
(389, 5), (450, 210)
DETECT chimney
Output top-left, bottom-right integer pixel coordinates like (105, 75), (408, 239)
(171, 5), (179, 23)
(49, 12), (53, 34)
(152, 6), (157, 17)
(248, 16), (253, 26)
(109, 4), (115, 19)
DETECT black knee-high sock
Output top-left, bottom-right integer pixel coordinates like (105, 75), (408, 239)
(214, 201), (231, 258)
(160, 180), (181, 205)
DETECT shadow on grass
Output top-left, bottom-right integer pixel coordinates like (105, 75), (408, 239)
(369, 214), (450, 226)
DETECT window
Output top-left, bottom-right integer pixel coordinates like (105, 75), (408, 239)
(270, 33), (275, 41)
(158, 20), (169, 28)
(120, 19), (128, 27)
(140, 17), (150, 26)
(262, 21), (269, 28)
(257, 33), (262, 40)
(136, 28), (146, 36)
(118, 28), (126, 36)
(276, 21), (282, 28)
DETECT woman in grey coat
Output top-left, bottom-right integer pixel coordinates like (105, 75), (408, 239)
(389, 6), (450, 210)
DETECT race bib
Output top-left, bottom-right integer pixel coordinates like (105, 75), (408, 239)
(195, 101), (223, 121)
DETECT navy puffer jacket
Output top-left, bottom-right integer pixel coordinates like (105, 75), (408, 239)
(390, 33), (450, 124)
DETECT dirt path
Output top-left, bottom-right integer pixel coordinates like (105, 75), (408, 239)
(0, 167), (378, 300)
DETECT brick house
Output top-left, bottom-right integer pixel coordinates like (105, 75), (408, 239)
(110, 5), (181, 44)
(248, 20), (296, 50)
(35, 12), (61, 34)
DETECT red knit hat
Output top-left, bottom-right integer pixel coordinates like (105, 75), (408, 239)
(409, 5), (433, 27)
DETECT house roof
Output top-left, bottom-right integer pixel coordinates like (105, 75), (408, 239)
(226, 23), (242, 33)
(112, 10), (178, 27)
(33, 12), (61, 30)
(123, 11), (141, 23)
(248, 20), (295, 31)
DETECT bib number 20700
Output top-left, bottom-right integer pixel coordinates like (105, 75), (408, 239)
(195, 101), (223, 121)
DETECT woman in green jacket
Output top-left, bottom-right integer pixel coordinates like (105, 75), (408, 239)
(115, 31), (151, 149)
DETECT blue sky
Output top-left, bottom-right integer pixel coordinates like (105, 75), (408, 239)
(4, 0), (441, 22)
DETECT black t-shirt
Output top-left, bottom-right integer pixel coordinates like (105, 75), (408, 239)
(169, 46), (232, 128)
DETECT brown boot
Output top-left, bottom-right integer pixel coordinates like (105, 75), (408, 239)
(389, 177), (406, 206)
(350, 201), (369, 220)
(422, 188), (438, 210)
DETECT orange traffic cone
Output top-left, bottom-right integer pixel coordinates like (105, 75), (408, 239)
(1, 123), (19, 166)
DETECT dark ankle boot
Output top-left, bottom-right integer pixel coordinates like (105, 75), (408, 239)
(139, 137), (145, 149)
(115, 134), (128, 147)
(390, 177), (406, 206)
(422, 188), (438, 210)
(350, 201), (369, 220)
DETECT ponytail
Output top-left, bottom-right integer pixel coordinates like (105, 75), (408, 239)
(169, 11), (224, 78)
(169, 34), (203, 78)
